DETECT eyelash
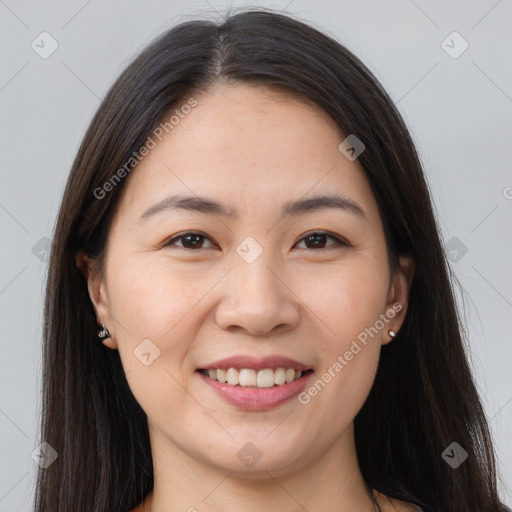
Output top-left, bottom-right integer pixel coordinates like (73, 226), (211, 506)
(162, 231), (348, 251)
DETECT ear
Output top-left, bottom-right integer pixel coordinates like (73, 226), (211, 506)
(382, 254), (415, 345)
(75, 250), (118, 350)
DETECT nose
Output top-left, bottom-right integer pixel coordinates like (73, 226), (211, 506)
(215, 256), (300, 336)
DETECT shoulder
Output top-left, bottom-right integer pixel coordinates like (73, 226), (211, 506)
(128, 503), (144, 512)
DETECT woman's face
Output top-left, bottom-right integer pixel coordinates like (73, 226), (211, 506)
(79, 83), (414, 476)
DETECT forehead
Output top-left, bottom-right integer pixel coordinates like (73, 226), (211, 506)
(114, 83), (381, 226)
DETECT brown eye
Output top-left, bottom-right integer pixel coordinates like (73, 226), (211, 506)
(162, 230), (347, 251)
(295, 231), (347, 250)
(163, 232), (215, 250)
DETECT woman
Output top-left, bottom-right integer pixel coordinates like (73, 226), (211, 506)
(34, 8), (509, 512)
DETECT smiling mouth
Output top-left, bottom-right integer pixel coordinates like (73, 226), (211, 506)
(196, 368), (314, 388)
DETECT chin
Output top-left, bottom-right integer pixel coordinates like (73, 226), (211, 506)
(198, 439), (310, 478)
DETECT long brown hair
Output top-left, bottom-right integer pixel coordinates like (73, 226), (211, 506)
(35, 8), (507, 511)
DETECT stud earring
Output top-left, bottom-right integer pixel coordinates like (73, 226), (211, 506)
(97, 324), (111, 341)
(388, 329), (397, 340)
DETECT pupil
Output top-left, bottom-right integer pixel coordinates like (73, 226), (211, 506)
(184, 234), (202, 248)
(307, 234), (325, 248)
(181, 234), (327, 249)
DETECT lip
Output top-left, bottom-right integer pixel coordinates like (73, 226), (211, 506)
(197, 369), (315, 410)
(197, 355), (313, 371)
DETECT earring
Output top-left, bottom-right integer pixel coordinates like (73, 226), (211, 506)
(97, 324), (111, 341)
(388, 329), (397, 340)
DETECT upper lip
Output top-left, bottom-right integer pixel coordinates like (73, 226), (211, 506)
(197, 355), (313, 371)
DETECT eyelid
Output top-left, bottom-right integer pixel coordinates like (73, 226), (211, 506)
(161, 231), (216, 249)
(161, 230), (349, 250)
(298, 230), (348, 245)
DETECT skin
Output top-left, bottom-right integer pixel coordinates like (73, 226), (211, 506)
(77, 83), (417, 512)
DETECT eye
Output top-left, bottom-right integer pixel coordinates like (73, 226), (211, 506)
(162, 231), (347, 251)
(162, 232), (216, 250)
(294, 231), (347, 250)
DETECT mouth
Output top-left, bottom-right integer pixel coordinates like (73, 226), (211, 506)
(196, 367), (314, 388)
(195, 367), (315, 410)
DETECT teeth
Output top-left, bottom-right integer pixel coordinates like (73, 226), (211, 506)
(257, 369), (275, 388)
(203, 367), (308, 388)
(239, 369), (257, 387)
(274, 368), (286, 385)
(226, 368), (239, 385)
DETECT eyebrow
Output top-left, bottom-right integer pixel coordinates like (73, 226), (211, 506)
(138, 193), (368, 223)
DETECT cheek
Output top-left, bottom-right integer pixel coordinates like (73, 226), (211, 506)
(107, 255), (206, 387)
(305, 253), (390, 343)
(110, 245), (389, 354)
(299, 253), (388, 408)
(110, 255), (203, 335)
(110, 256), (202, 420)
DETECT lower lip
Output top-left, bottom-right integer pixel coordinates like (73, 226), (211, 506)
(197, 370), (314, 411)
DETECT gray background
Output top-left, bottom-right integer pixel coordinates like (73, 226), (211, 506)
(1, 0), (511, 509)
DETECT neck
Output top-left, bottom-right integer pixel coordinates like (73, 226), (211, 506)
(145, 421), (378, 512)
